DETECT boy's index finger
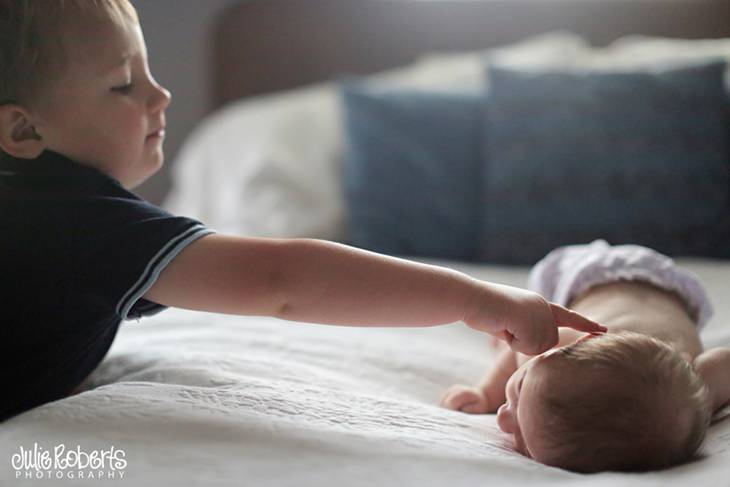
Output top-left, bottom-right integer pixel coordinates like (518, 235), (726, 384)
(549, 303), (608, 333)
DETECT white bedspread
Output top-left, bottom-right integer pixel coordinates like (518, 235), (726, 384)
(2, 258), (729, 486)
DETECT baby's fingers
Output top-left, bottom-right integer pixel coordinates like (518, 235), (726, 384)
(440, 385), (490, 414)
(550, 303), (607, 333)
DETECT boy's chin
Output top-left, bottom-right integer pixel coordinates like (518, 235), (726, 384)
(125, 169), (160, 190)
(128, 155), (164, 188)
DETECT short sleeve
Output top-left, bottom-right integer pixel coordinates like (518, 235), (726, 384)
(70, 182), (215, 321)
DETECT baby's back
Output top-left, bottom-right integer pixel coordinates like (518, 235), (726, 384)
(518, 280), (703, 367)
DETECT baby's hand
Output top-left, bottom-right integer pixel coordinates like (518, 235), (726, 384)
(464, 282), (606, 355)
(440, 385), (491, 414)
(694, 347), (730, 413)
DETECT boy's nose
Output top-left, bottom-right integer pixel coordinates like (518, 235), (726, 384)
(151, 84), (172, 112)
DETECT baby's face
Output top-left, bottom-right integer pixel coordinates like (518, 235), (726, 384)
(497, 334), (598, 459)
(31, 16), (170, 188)
(495, 353), (547, 457)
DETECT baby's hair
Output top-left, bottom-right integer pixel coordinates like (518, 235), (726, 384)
(0, 0), (138, 107)
(532, 331), (711, 473)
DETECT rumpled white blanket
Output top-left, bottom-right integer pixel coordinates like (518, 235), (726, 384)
(2, 259), (729, 486)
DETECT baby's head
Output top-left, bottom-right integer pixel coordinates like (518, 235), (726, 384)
(497, 331), (712, 473)
(0, 0), (170, 188)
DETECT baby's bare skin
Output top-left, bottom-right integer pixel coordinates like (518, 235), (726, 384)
(442, 280), (730, 416)
(567, 280), (702, 359)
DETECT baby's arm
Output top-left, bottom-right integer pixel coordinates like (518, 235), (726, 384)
(694, 347), (730, 413)
(440, 346), (518, 413)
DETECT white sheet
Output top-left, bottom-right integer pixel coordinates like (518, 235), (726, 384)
(2, 258), (729, 486)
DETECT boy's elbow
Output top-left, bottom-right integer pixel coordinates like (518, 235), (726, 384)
(266, 238), (319, 320)
(144, 234), (291, 317)
(234, 236), (292, 317)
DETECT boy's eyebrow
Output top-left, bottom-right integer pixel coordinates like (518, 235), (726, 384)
(102, 52), (133, 73)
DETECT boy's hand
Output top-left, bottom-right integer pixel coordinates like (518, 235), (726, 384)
(464, 282), (607, 355)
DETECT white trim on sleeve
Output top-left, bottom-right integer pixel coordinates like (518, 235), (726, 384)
(116, 224), (216, 320)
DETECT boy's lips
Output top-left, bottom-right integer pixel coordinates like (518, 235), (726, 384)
(146, 127), (165, 140)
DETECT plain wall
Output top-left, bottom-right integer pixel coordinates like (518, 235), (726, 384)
(134, 0), (239, 205)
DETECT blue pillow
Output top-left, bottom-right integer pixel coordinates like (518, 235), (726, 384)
(480, 60), (730, 264)
(341, 85), (484, 260)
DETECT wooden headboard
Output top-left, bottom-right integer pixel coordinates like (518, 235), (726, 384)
(210, 0), (730, 110)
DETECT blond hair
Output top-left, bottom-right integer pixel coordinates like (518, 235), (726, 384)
(532, 332), (711, 473)
(0, 0), (138, 107)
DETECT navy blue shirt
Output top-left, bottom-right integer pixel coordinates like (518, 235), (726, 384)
(0, 150), (214, 421)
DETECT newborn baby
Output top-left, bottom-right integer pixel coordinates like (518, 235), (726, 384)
(441, 240), (730, 473)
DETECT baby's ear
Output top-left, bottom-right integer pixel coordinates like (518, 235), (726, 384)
(0, 104), (45, 159)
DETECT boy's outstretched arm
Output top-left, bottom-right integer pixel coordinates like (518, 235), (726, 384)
(144, 234), (478, 323)
(694, 347), (730, 413)
(144, 234), (604, 353)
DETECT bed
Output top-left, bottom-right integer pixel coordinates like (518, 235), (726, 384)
(2, 1), (730, 485)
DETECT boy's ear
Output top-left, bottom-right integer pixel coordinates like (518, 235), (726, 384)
(0, 104), (45, 159)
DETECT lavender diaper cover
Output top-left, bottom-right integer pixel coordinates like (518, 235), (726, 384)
(527, 240), (714, 329)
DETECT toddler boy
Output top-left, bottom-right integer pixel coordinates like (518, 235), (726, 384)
(0, 1), (603, 421)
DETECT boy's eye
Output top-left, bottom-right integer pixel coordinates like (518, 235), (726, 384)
(111, 83), (134, 94)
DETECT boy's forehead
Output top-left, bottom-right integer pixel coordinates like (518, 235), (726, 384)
(61, 16), (142, 73)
